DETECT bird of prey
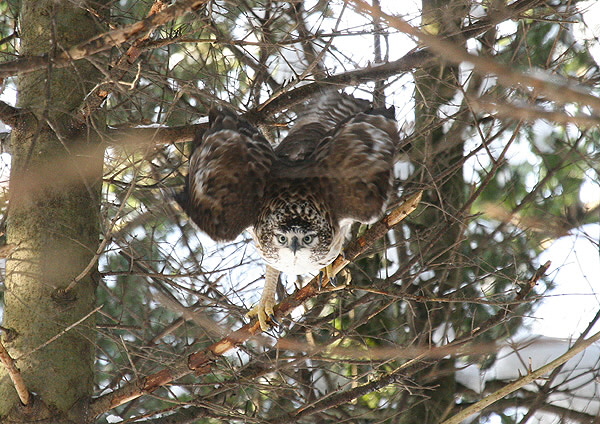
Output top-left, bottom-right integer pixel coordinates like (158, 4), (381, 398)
(176, 91), (399, 330)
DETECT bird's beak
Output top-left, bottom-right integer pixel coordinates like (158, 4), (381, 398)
(290, 236), (300, 254)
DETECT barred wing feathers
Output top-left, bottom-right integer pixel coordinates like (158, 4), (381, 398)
(275, 92), (372, 162)
(177, 109), (275, 241)
(313, 108), (399, 224)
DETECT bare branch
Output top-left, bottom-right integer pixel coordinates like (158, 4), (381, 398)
(442, 327), (600, 424)
(250, 0), (548, 119)
(349, 0), (600, 114)
(471, 97), (600, 127)
(0, 339), (31, 406)
(88, 191), (423, 418)
(0, 0), (209, 79)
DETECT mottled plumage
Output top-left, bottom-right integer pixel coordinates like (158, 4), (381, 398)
(177, 92), (399, 330)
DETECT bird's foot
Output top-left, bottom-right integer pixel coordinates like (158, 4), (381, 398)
(319, 264), (337, 288)
(318, 265), (352, 289)
(247, 297), (278, 331)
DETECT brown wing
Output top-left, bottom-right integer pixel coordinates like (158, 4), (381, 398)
(275, 91), (371, 162)
(176, 108), (275, 241)
(312, 107), (399, 223)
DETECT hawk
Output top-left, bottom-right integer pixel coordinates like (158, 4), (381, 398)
(177, 92), (399, 330)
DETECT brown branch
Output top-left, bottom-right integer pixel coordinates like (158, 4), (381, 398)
(471, 98), (600, 127)
(249, 49), (432, 120)
(349, 0), (600, 113)
(0, 339), (31, 406)
(442, 327), (600, 424)
(88, 191), (423, 418)
(0, 0), (209, 79)
(104, 123), (207, 147)
(249, 0), (548, 120)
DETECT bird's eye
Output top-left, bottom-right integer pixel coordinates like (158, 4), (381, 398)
(303, 235), (313, 244)
(276, 234), (287, 244)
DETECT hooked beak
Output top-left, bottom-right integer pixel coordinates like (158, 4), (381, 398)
(290, 236), (300, 254)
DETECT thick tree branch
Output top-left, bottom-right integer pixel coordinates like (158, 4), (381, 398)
(104, 123), (207, 147)
(0, 0), (209, 79)
(88, 191), (422, 418)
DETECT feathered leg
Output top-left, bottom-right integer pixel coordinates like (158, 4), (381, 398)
(247, 265), (280, 331)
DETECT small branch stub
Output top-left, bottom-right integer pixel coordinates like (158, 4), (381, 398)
(0, 339), (31, 406)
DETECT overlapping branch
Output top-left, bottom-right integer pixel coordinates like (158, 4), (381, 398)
(88, 191), (423, 418)
(0, 0), (209, 79)
(349, 0), (600, 116)
(442, 326), (600, 424)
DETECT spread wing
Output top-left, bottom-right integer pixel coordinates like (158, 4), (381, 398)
(176, 108), (275, 241)
(275, 91), (371, 162)
(312, 107), (399, 223)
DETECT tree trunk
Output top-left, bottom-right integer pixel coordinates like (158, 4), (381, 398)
(402, 0), (469, 422)
(0, 1), (106, 421)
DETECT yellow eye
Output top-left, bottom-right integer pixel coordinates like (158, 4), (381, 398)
(303, 235), (313, 244)
(277, 234), (287, 244)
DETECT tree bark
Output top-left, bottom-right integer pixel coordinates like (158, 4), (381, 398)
(0, 1), (107, 421)
(402, 0), (469, 422)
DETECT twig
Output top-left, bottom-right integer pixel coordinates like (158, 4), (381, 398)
(0, 339), (31, 405)
(88, 191), (422, 418)
(348, 0), (600, 114)
(0, 0), (209, 79)
(466, 261), (551, 339)
(441, 327), (600, 424)
(470, 98), (600, 127)
(15, 305), (103, 361)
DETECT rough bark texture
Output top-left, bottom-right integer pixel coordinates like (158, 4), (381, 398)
(402, 0), (469, 422)
(0, 1), (106, 421)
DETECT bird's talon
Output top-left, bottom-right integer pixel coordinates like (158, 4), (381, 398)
(269, 314), (279, 326)
(329, 275), (338, 287)
(318, 264), (337, 288)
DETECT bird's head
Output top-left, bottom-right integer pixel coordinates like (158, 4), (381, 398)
(253, 201), (342, 275)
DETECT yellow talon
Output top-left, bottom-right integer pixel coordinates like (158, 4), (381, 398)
(319, 263), (337, 287)
(247, 265), (280, 331)
(246, 298), (276, 331)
